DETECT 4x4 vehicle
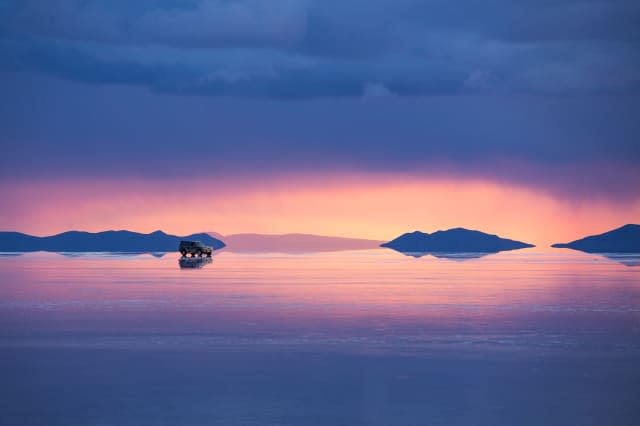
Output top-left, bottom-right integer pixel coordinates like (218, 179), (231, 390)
(179, 240), (213, 257)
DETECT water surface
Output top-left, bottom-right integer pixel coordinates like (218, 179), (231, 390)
(1, 249), (639, 425)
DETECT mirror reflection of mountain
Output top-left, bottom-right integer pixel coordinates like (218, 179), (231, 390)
(56, 252), (167, 258)
(430, 252), (494, 261)
(601, 254), (640, 267)
(390, 250), (494, 261)
(179, 256), (213, 269)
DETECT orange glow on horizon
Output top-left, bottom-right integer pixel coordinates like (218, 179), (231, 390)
(0, 174), (638, 246)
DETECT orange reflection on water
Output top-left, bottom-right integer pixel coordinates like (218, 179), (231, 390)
(1, 249), (639, 354)
(1, 249), (638, 317)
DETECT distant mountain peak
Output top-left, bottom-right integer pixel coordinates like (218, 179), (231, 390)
(217, 232), (383, 254)
(552, 224), (640, 253)
(381, 227), (533, 254)
(619, 224), (639, 231)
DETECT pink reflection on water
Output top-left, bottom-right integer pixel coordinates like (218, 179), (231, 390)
(0, 249), (639, 352)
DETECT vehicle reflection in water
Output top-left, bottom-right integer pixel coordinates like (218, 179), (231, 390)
(179, 256), (213, 269)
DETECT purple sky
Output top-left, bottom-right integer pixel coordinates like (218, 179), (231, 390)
(1, 1), (639, 203)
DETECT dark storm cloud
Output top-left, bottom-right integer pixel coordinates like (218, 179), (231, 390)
(0, 0), (308, 47)
(0, 1), (638, 201)
(1, 0), (639, 98)
(1, 71), (638, 200)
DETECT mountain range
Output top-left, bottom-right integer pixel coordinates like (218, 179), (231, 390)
(0, 230), (225, 252)
(1, 224), (637, 254)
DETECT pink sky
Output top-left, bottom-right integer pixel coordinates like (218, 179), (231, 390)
(1, 173), (638, 246)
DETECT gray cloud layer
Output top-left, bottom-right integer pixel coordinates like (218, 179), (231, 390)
(0, 1), (638, 201)
(1, 71), (638, 200)
(1, 0), (639, 98)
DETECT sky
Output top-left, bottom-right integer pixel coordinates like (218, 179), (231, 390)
(0, 0), (639, 244)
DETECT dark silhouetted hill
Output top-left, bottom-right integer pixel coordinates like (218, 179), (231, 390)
(0, 230), (225, 252)
(552, 224), (640, 253)
(381, 228), (534, 254)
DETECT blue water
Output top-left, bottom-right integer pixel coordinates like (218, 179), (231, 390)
(1, 249), (639, 425)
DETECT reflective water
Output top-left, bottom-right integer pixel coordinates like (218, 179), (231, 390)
(1, 249), (639, 425)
